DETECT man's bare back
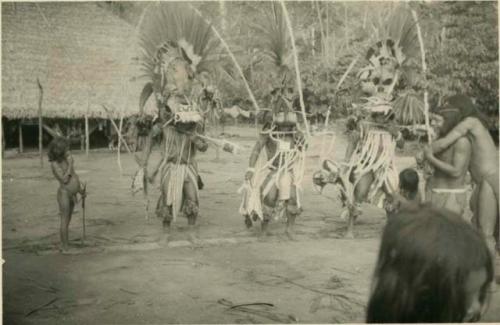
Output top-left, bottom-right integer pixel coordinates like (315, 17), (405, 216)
(432, 117), (498, 184)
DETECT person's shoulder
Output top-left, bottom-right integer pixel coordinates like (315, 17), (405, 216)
(462, 116), (482, 127)
(454, 135), (472, 148)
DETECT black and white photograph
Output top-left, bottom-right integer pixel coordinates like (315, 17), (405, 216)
(2, 1), (499, 323)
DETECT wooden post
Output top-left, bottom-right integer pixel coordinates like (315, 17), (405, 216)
(1, 117), (5, 156)
(37, 78), (44, 167)
(411, 9), (431, 144)
(85, 112), (89, 156)
(18, 120), (23, 153)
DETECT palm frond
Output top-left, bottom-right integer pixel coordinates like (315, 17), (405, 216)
(393, 92), (425, 125)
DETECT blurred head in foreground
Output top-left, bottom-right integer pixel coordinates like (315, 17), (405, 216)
(367, 206), (493, 323)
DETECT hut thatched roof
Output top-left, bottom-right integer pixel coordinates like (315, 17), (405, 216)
(2, 2), (154, 119)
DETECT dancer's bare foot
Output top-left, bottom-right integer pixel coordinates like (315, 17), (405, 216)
(60, 245), (80, 255)
(285, 227), (296, 241)
(159, 219), (171, 245)
(340, 209), (349, 221)
(344, 229), (355, 239)
(244, 215), (253, 229)
(260, 220), (271, 237)
(187, 226), (202, 246)
(158, 231), (170, 246)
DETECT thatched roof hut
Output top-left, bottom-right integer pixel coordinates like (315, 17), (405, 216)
(2, 2), (152, 120)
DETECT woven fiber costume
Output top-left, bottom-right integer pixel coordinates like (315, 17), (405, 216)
(313, 6), (423, 238)
(134, 3), (219, 237)
(239, 4), (307, 237)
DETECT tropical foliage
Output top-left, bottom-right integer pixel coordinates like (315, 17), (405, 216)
(102, 1), (498, 127)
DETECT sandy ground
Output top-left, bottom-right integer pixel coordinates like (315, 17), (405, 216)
(3, 123), (500, 324)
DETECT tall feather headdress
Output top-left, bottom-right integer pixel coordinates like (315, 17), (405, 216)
(137, 2), (219, 114)
(358, 4), (424, 124)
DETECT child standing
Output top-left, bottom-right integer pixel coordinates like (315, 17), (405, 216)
(48, 137), (85, 252)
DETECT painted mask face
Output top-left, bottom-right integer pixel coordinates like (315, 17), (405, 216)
(273, 93), (297, 126)
(360, 39), (402, 99)
(166, 58), (193, 95)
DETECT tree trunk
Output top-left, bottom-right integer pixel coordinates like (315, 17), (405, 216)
(85, 113), (89, 156)
(1, 118), (5, 155)
(326, 2), (330, 64)
(311, 27), (315, 57)
(440, 27), (446, 52)
(344, 3), (349, 51)
(314, 1), (326, 59)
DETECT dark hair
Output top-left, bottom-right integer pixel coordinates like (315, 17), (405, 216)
(367, 206), (493, 323)
(399, 168), (419, 199)
(47, 137), (69, 162)
(346, 116), (358, 131)
(444, 95), (490, 129)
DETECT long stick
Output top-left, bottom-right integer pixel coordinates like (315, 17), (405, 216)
(280, 0), (310, 137)
(117, 111), (124, 175)
(189, 4), (261, 131)
(37, 78), (44, 167)
(81, 182), (86, 243)
(102, 105), (140, 164)
(411, 9), (431, 144)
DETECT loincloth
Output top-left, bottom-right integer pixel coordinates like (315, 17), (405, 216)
(160, 162), (199, 221)
(430, 188), (468, 220)
(261, 167), (301, 202)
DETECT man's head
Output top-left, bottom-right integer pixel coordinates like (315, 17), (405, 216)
(441, 94), (490, 129)
(367, 206), (493, 323)
(431, 107), (462, 137)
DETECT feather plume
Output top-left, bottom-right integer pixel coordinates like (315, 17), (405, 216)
(253, 3), (291, 75)
(138, 2), (219, 82)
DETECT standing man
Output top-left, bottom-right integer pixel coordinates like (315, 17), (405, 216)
(135, 3), (218, 243)
(424, 94), (499, 284)
(423, 108), (472, 220)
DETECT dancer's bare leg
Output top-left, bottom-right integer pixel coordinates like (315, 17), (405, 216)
(475, 179), (499, 286)
(57, 188), (73, 252)
(157, 180), (172, 245)
(345, 171), (374, 238)
(183, 178), (200, 244)
(285, 185), (300, 240)
(262, 186), (278, 236)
